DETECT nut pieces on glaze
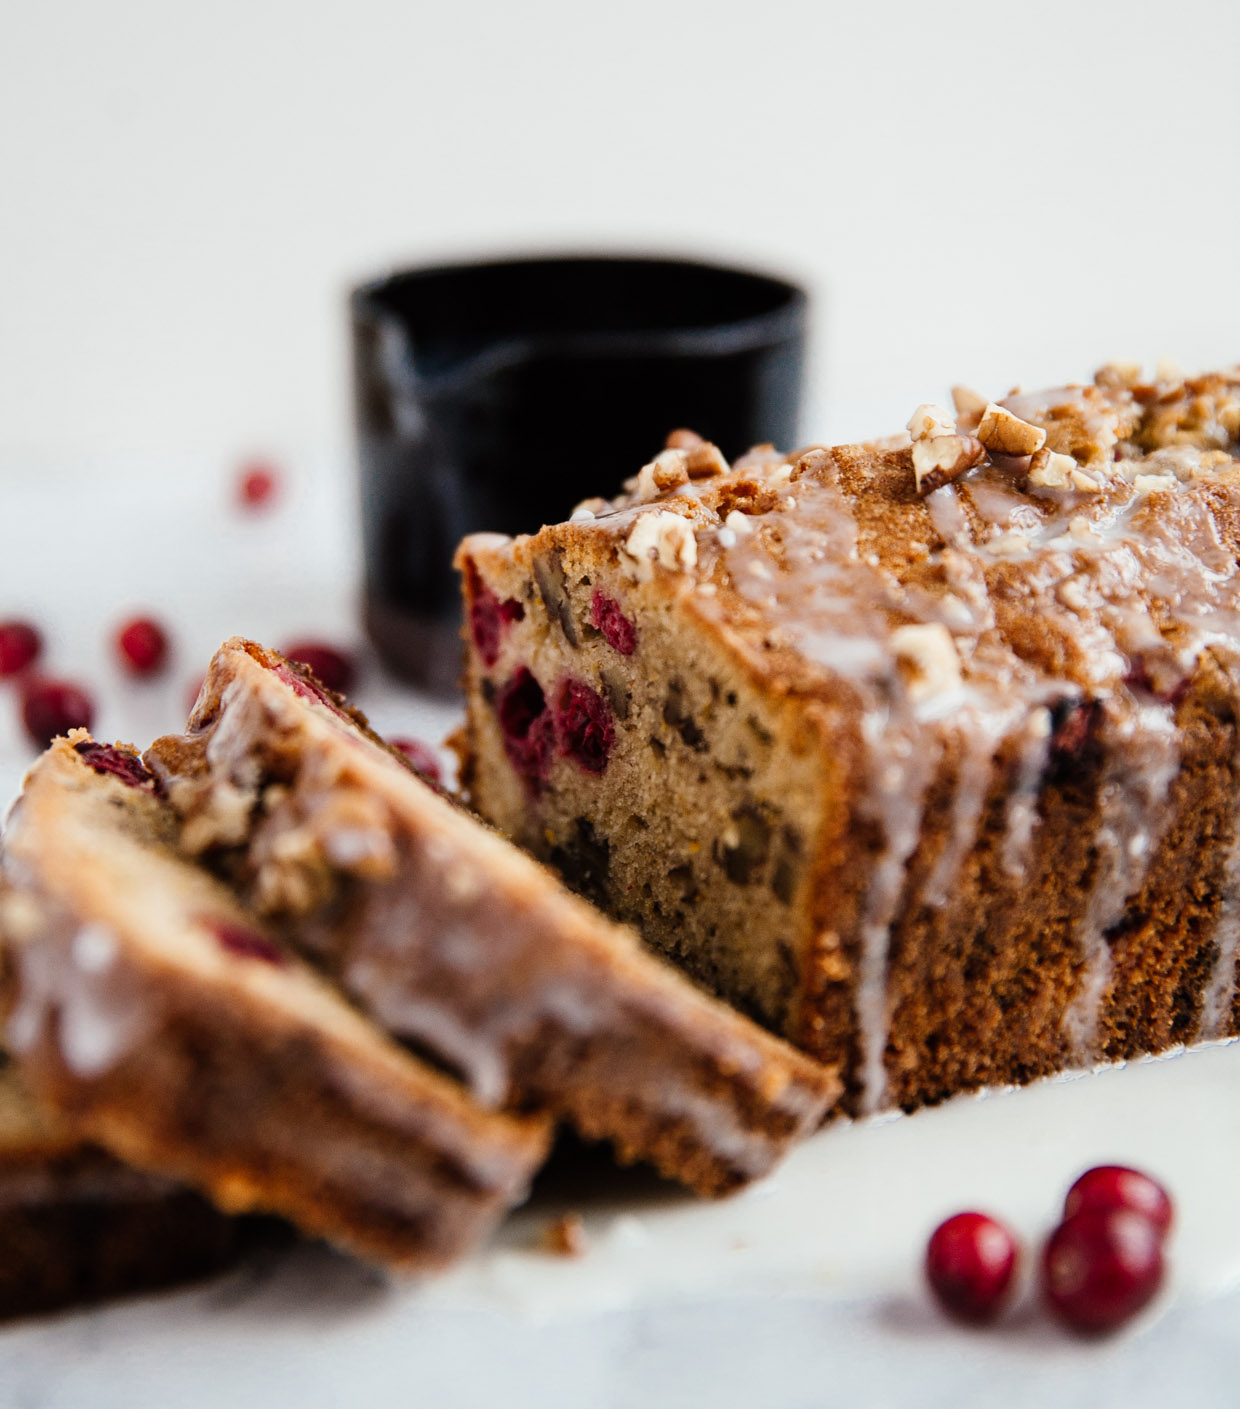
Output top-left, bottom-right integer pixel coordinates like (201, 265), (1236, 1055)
(906, 404), (987, 495)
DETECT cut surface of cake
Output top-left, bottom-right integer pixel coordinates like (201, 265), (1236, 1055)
(0, 1057), (255, 1320)
(0, 735), (549, 1269)
(146, 639), (840, 1197)
(455, 364), (1240, 1117)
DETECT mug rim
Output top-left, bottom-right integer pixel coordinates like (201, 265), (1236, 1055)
(351, 253), (807, 388)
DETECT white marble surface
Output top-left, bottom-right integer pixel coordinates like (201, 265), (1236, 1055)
(3, 452), (1240, 1406)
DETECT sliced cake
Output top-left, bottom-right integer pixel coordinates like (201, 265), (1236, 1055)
(0, 1056), (256, 1320)
(146, 640), (841, 1197)
(455, 364), (1240, 1117)
(0, 735), (549, 1270)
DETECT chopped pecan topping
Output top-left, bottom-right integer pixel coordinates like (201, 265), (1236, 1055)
(977, 403), (1047, 457)
(911, 435), (987, 495)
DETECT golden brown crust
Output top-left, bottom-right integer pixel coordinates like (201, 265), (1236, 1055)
(455, 362), (1240, 1119)
(147, 640), (841, 1197)
(0, 738), (550, 1270)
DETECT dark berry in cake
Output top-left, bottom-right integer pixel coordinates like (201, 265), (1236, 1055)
(1064, 1166), (1173, 1238)
(498, 668), (555, 787)
(282, 641), (356, 694)
(237, 461), (280, 510)
(1046, 697), (1105, 785)
(21, 679), (95, 749)
(1042, 1208), (1164, 1334)
(590, 592), (637, 655)
(925, 1211), (1019, 1324)
(74, 740), (157, 791)
(0, 621), (42, 679)
(467, 566), (524, 668)
(202, 917), (288, 967)
(116, 617), (170, 676)
(391, 737), (442, 785)
(555, 679), (614, 774)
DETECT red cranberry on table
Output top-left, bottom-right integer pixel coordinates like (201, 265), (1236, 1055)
(282, 641), (356, 695)
(1042, 1207), (1165, 1334)
(925, 1211), (1020, 1324)
(21, 678), (95, 748)
(1064, 1166), (1173, 1239)
(0, 620), (42, 678)
(390, 737), (442, 785)
(115, 616), (171, 676)
(236, 460), (281, 510)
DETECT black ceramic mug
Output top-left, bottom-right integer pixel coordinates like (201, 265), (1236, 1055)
(352, 254), (808, 691)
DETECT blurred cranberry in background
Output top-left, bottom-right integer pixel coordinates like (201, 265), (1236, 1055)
(282, 641), (356, 694)
(116, 617), (171, 677)
(21, 678), (95, 748)
(925, 1211), (1020, 1324)
(1042, 1207), (1165, 1334)
(390, 736), (442, 784)
(1064, 1166), (1173, 1239)
(0, 620), (42, 679)
(236, 460), (281, 510)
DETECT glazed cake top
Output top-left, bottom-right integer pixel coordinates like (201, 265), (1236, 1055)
(462, 362), (1240, 1110)
(478, 361), (1240, 717)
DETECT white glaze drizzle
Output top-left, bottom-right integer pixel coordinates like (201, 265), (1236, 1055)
(1198, 822), (1240, 1042)
(854, 718), (938, 1113)
(1000, 705), (1053, 878)
(1060, 701), (1180, 1059)
(1197, 723), (1240, 1043)
(689, 443), (1240, 1106)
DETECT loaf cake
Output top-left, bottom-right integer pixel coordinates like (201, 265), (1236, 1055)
(0, 734), (549, 1269)
(0, 1056), (255, 1320)
(455, 362), (1240, 1118)
(146, 639), (840, 1196)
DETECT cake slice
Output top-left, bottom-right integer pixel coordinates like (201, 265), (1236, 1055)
(146, 640), (841, 1197)
(455, 364), (1240, 1117)
(0, 1057), (256, 1320)
(0, 735), (549, 1270)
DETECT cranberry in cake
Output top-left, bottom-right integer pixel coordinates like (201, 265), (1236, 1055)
(455, 366), (1240, 1118)
(0, 734), (549, 1270)
(146, 639), (840, 1198)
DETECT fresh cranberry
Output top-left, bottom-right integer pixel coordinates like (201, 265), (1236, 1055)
(1042, 1208), (1164, 1334)
(590, 591), (637, 655)
(116, 616), (170, 676)
(236, 460), (280, 510)
(466, 564), (523, 668)
(0, 621), (42, 678)
(555, 678), (615, 774)
(925, 1212), (1020, 1324)
(1064, 1166), (1173, 1238)
(282, 641), (356, 694)
(390, 736), (442, 784)
(202, 917), (287, 967)
(497, 667), (555, 787)
(20, 678), (95, 749)
(74, 740), (157, 791)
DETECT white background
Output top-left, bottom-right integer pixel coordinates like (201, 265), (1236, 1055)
(1, 0), (1237, 468)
